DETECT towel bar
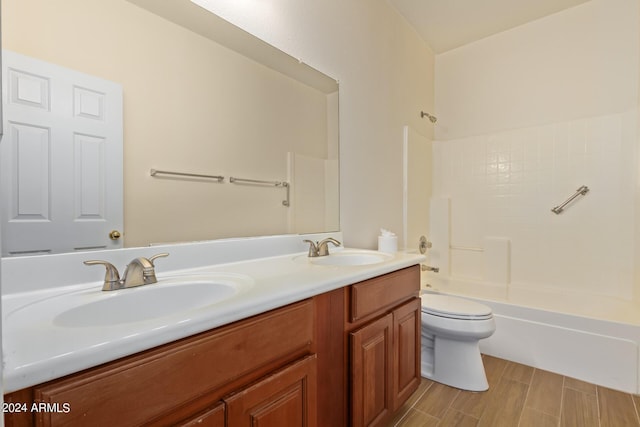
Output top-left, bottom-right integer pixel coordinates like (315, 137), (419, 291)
(229, 176), (290, 207)
(150, 169), (224, 182)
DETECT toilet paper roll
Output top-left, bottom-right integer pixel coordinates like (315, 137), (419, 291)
(378, 235), (398, 253)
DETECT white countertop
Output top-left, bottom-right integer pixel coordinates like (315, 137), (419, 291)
(2, 239), (424, 393)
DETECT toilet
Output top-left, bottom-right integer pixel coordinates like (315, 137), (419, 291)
(420, 293), (496, 391)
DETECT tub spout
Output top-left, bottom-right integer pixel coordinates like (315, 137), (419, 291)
(421, 265), (439, 273)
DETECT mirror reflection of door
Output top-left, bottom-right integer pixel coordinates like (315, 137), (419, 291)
(1, 50), (123, 256)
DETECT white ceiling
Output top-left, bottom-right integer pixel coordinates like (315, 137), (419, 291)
(388, 0), (591, 53)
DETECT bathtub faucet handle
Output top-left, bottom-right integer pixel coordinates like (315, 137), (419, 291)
(419, 236), (433, 254)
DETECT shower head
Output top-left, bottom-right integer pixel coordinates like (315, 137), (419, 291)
(421, 111), (437, 123)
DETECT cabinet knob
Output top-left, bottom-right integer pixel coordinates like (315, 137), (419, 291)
(109, 230), (122, 240)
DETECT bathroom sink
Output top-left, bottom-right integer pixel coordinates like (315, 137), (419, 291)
(296, 249), (393, 266)
(9, 274), (254, 328)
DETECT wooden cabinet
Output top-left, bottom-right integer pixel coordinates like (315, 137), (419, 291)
(5, 299), (315, 427)
(350, 313), (394, 427)
(171, 355), (317, 427)
(225, 355), (316, 427)
(392, 298), (421, 410)
(176, 402), (225, 427)
(347, 266), (421, 427)
(4, 265), (421, 427)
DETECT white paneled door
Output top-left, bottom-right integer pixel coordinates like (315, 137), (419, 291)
(1, 50), (123, 256)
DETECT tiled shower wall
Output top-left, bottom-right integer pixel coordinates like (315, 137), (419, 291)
(431, 110), (637, 300)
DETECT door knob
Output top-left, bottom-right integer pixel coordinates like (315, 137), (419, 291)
(109, 230), (122, 240)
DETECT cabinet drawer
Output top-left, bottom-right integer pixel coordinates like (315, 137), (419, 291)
(31, 299), (314, 427)
(349, 266), (419, 323)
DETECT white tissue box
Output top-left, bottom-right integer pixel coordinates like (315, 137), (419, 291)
(378, 235), (398, 253)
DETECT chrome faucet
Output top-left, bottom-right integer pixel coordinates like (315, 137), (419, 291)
(303, 238), (341, 257)
(84, 253), (169, 291)
(122, 254), (169, 287)
(421, 264), (440, 273)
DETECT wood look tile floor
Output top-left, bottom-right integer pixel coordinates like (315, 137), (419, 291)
(387, 355), (640, 427)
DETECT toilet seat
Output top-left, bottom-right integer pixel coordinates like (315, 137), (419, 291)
(421, 294), (493, 320)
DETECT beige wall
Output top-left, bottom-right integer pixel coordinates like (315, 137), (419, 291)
(435, 0), (638, 141)
(3, 0), (335, 246)
(197, 0), (436, 249)
(3, 0), (435, 250)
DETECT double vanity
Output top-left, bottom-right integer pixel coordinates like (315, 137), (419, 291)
(2, 233), (424, 426)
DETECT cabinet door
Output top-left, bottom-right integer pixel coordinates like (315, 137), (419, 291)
(350, 313), (393, 427)
(176, 402), (225, 427)
(392, 298), (421, 411)
(225, 355), (317, 427)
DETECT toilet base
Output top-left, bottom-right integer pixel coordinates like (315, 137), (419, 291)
(421, 335), (489, 391)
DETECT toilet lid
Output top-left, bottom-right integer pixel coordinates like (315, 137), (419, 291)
(421, 294), (493, 320)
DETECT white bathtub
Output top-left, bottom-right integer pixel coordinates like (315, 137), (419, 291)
(424, 276), (640, 394)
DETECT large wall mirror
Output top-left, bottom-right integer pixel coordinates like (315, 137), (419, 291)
(1, 0), (339, 256)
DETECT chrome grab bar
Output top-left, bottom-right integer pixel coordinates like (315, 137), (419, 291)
(150, 169), (224, 182)
(229, 176), (290, 207)
(551, 185), (589, 214)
